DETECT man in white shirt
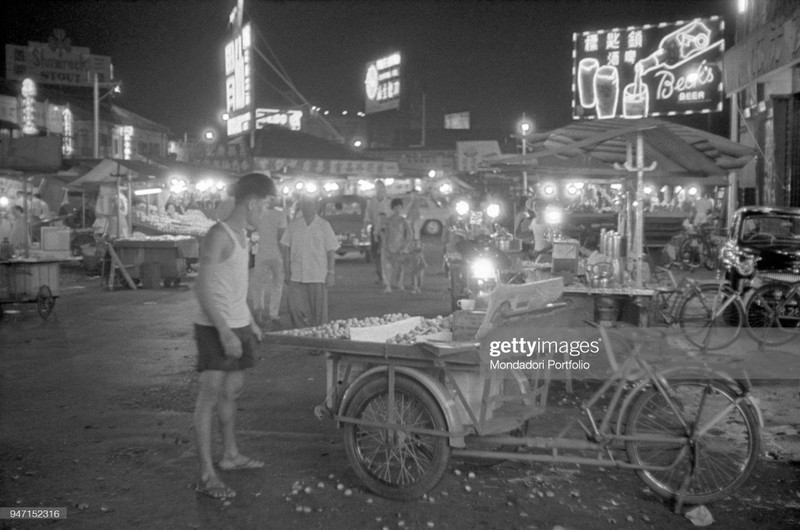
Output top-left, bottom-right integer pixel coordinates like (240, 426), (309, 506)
(281, 194), (340, 329)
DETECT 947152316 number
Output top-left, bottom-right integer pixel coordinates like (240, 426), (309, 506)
(0, 507), (67, 519)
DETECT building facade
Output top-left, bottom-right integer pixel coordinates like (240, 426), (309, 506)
(724, 0), (800, 207)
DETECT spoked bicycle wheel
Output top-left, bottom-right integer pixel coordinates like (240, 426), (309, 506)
(678, 284), (743, 350)
(625, 379), (760, 504)
(745, 283), (800, 346)
(343, 375), (450, 500)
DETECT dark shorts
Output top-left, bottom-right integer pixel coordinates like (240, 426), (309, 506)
(194, 324), (256, 372)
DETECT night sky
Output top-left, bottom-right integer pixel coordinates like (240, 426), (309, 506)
(3, 0), (735, 138)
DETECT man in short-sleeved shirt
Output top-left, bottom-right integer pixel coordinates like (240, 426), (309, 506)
(281, 195), (340, 328)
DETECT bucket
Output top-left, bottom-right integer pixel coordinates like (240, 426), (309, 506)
(594, 296), (619, 325)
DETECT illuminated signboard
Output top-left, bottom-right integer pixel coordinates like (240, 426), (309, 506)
(364, 52), (401, 114)
(255, 108), (303, 131)
(572, 17), (724, 120)
(444, 112), (470, 130)
(5, 30), (112, 87)
(20, 78), (38, 135)
(225, 23), (252, 137)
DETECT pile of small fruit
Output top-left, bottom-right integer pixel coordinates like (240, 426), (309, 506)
(279, 313), (414, 340)
(385, 316), (452, 344)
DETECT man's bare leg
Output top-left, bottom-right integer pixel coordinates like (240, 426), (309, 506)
(194, 370), (235, 498)
(216, 371), (265, 470)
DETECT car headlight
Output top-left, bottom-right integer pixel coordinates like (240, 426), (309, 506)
(471, 257), (497, 280)
(721, 244), (757, 276)
(736, 256), (756, 276)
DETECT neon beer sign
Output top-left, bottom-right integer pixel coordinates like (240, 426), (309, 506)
(572, 17), (724, 119)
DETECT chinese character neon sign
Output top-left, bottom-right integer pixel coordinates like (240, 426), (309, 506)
(572, 17), (724, 120)
(364, 52), (401, 114)
(225, 23), (252, 137)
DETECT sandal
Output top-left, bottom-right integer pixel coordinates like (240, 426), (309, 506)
(196, 477), (236, 499)
(217, 455), (266, 471)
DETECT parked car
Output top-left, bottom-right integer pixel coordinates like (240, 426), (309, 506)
(722, 206), (800, 290)
(394, 194), (451, 237)
(318, 195), (371, 261)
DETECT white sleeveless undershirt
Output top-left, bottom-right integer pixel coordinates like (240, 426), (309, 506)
(195, 222), (251, 328)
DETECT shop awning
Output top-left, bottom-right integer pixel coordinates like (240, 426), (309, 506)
(69, 158), (168, 189)
(486, 118), (756, 180)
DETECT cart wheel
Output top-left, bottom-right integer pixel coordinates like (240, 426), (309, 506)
(624, 379), (759, 504)
(343, 375), (450, 500)
(37, 285), (56, 319)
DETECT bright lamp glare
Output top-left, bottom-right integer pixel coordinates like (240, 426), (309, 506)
(323, 182), (339, 192)
(134, 188), (163, 196)
(471, 257), (496, 280)
(566, 185), (578, 197)
(358, 180), (375, 191)
(486, 203), (500, 219)
(542, 184), (556, 197)
(384, 178), (395, 186)
(428, 170), (437, 178)
(455, 200), (470, 216)
(295, 182), (304, 190)
(304, 182), (318, 194)
(438, 183), (453, 195)
(0, 196), (9, 207)
(544, 207), (563, 225)
(282, 185), (291, 195)
(643, 186), (653, 195)
(688, 186), (698, 196)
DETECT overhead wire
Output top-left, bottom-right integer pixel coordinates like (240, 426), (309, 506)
(243, 7), (346, 142)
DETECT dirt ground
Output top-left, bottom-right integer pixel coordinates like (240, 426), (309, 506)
(2, 249), (800, 529)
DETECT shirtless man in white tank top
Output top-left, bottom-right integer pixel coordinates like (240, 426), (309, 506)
(193, 173), (276, 500)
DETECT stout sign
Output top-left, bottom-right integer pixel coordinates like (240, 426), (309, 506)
(572, 17), (724, 120)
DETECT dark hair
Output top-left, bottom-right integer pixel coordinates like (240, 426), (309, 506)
(12, 205), (23, 214)
(234, 173), (276, 204)
(584, 235), (599, 251)
(391, 198), (403, 209)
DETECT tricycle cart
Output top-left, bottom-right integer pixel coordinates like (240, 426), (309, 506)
(0, 259), (61, 319)
(264, 303), (762, 512)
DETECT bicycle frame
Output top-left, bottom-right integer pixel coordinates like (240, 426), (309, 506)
(450, 327), (753, 472)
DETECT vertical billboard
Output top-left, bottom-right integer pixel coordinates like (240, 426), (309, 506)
(364, 52), (401, 114)
(225, 22), (253, 137)
(572, 17), (724, 120)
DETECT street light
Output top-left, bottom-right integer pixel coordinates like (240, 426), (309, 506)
(518, 115), (534, 194)
(93, 73), (121, 158)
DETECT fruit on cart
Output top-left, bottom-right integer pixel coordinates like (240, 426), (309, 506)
(280, 313), (416, 339)
(385, 316), (453, 344)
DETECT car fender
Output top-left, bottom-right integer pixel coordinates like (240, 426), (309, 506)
(337, 365), (467, 448)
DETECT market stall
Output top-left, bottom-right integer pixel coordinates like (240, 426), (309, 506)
(481, 118), (756, 326)
(103, 235), (199, 289)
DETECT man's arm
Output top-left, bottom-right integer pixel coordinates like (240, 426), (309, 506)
(326, 250), (336, 287)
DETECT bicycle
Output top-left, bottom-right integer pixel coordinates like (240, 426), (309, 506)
(744, 276), (800, 346)
(678, 220), (725, 271)
(649, 265), (745, 351)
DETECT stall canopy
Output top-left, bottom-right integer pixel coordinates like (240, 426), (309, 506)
(485, 118), (756, 184)
(68, 158), (167, 189)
